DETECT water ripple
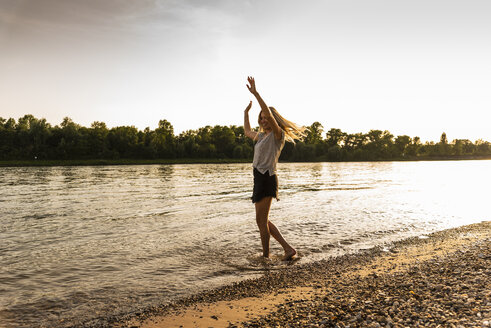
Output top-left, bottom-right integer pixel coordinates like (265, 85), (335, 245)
(0, 161), (489, 327)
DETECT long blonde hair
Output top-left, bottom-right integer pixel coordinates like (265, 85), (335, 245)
(258, 107), (306, 143)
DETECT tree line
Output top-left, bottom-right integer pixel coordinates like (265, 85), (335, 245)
(0, 115), (490, 162)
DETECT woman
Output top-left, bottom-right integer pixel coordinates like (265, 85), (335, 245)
(244, 76), (305, 260)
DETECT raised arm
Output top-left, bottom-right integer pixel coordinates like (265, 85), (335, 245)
(246, 76), (282, 140)
(244, 101), (258, 140)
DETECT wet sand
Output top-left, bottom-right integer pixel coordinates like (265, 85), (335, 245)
(116, 221), (490, 328)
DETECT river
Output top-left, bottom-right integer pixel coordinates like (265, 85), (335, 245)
(0, 160), (489, 327)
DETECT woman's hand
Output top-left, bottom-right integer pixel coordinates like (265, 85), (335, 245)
(244, 101), (252, 113)
(246, 76), (282, 141)
(244, 101), (257, 140)
(246, 76), (257, 95)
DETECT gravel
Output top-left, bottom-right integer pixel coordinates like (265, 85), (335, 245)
(241, 237), (490, 328)
(104, 222), (490, 328)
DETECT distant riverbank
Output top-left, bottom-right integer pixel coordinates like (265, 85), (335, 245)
(0, 158), (251, 167)
(1, 155), (490, 167)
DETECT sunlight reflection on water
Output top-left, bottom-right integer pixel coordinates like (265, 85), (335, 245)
(0, 160), (489, 327)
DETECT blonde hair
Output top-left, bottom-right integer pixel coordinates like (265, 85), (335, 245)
(258, 107), (306, 143)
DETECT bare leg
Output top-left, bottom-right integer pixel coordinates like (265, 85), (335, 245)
(268, 221), (297, 260)
(255, 197), (272, 258)
(255, 197), (297, 260)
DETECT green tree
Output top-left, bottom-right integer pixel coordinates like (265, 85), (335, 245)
(57, 117), (82, 159)
(365, 130), (394, 159)
(452, 139), (464, 156)
(327, 145), (344, 161)
(229, 125), (253, 159)
(293, 142), (316, 161)
(15, 115), (35, 158)
(1, 114), (489, 162)
(394, 135), (412, 158)
(440, 132), (448, 144)
(88, 121), (109, 158)
(196, 126), (216, 158)
(30, 117), (52, 159)
(13, 115), (52, 159)
(304, 122), (324, 144)
(438, 132), (451, 156)
(107, 126), (139, 158)
(152, 119), (175, 158)
(462, 139), (475, 155)
(405, 136), (421, 157)
(475, 139), (490, 155)
(177, 130), (198, 157)
(0, 118), (16, 159)
(325, 128), (346, 147)
(211, 125), (235, 158)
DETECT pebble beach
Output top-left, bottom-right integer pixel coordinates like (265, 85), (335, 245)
(110, 221), (491, 328)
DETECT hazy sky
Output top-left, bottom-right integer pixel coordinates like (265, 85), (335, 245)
(1, 0), (490, 142)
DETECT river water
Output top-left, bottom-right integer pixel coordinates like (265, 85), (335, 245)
(0, 161), (489, 327)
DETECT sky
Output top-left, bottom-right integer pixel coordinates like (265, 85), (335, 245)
(0, 0), (490, 142)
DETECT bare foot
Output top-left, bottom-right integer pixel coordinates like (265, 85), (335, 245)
(259, 256), (272, 266)
(283, 248), (297, 261)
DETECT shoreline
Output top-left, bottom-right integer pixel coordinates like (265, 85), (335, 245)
(1, 155), (490, 167)
(111, 221), (490, 328)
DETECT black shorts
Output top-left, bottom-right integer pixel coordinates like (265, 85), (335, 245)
(251, 168), (279, 203)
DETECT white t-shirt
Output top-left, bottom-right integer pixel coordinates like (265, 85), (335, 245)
(252, 130), (285, 175)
